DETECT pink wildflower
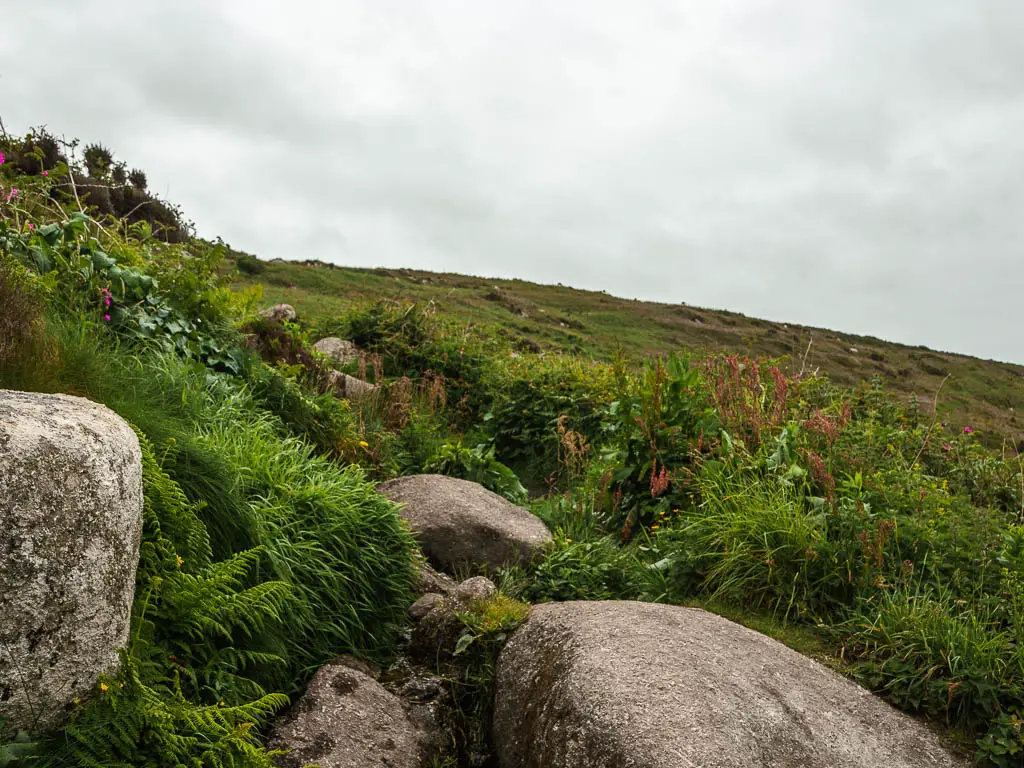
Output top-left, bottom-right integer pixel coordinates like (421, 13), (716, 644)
(0, 151), (4, 164)
(964, 426), (973, 434)
(103, 314), (111, 322)
(42, 170), (48, 177)
(6, 188), (18, 202)
(943, 444), (952, 452)
(28, 223), (34, 231)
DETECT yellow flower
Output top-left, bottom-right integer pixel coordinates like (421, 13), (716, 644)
(565, 538), (573, 543)
(176, 555), (183, 566)
(358, 441), (369, 448)
(99, 682), (109, 692)
(219, 701), (226, 707)
(651, 525), (660, 530)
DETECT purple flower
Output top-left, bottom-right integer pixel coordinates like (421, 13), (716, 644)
(0, 151), (5, 164)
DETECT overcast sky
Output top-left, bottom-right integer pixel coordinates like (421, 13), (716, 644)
(3, 1), (1023, 362)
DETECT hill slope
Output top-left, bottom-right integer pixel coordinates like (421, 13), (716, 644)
(232, 257), (1024, 445)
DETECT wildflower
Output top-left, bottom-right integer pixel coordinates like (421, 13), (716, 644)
(219, 701), (226, 707)
(42, 170), (48, 176)
(99, 682), (109, 692)
(103, 314), (111, 321)
(565, 538), (573, 543)
(0, 151), (4, 164)
(964, 426), (973, 434)
(651, 525), (660, 530)
(358, 440), (369, 448)
(176, 555), (183, 566)
(943, 444), (952, 451)
(27, 222), (34, 231)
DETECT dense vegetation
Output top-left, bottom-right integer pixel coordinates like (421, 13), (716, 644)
(231, 258), (1024, 449)
(4, 127), (1024, 766)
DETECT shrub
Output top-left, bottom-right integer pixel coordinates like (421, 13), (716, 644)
(424, 439), (528, 504)
(236, 252), (265, 275)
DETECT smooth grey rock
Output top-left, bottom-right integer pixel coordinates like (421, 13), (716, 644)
(267, 656), (438, 768)
(257, 303), (297, 322)
(0, 391), (143, 737)
(493, 601), (969, 768)
(377, 475), (551, 573)
(313, 337), (362, 365)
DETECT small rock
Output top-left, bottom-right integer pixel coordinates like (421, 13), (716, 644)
(267, 656), (437, 768)
(339, 374), (378, 401)
(416, 561), (457, 596)
(326, 372), (378, 401)
(410, 593), (446, 621)
(399, 676), (445, 702)
(314, 337), (363, 365)
(454, 576), (497, 603)
(257, 303), (297, 322)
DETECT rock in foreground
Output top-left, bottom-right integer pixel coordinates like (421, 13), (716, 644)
(493, 601), (968, 768)
(377, 474), (551, 573)
(0, 391), (143, 737)
(267, 656), (440, 768)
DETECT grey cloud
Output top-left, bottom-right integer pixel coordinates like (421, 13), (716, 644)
(2, 0), (1023, 362)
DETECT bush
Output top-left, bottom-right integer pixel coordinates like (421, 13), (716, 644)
(235, 252), (265, 275)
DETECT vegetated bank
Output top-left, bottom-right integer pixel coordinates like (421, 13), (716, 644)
(3, 127), (1024, 767)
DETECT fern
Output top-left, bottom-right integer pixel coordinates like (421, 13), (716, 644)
(28, 436), (293, 767)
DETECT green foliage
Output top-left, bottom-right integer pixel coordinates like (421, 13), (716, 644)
(446, 595), (530, 765)
(337, 300), (495, 422)
(601, 354), (717, 534)
(424, 439), (528, 504)
(0, 253), (48, 385)
(234, 252), (265, 275)
(482, 356), (614, 490)
(28, 436), (289, 766)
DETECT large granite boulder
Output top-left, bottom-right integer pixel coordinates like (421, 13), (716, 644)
(267, 656), (442, 768)
(0, 391), (143, 737)
(376, 475), (551, 573)
(493, 601), (968, 768)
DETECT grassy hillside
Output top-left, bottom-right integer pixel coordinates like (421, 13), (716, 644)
(231, 258), (1024, 447)
(8, 126), (1024, 766)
